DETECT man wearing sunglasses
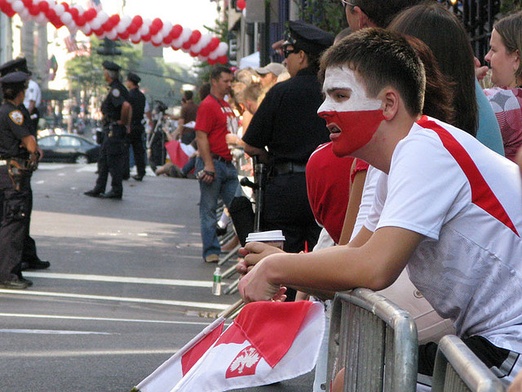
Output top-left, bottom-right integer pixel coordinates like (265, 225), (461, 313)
(242, 21), (334, 301)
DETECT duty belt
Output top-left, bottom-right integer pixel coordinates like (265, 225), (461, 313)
(272, 162), (307, 176)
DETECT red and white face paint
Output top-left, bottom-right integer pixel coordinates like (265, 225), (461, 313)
(318, 66), (385, 157)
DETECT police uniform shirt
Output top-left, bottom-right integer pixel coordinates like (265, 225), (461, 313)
(128, 87), (146, 127)
(242, 67), (330, 164)
(0, 101), (32, 158)
(101, 79), (129, 122)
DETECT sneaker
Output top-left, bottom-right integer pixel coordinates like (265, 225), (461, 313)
(204, 254), (220, 263)
(0, 277), (29, 290)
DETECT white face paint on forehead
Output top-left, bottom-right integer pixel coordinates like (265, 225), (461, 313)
(319, 66), (382, 113)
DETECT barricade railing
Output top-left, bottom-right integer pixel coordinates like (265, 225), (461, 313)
(432, 335), (506, 392)
(327, 288), (418, 392)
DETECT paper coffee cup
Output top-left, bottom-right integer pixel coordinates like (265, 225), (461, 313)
(245, 230), (286, 249)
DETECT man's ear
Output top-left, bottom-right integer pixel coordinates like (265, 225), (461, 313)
(354, 7), (372, 29)
(381, 89), (400, 120)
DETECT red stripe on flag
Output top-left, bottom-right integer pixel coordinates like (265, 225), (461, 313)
(417, 116), (519, 236)
(181, 321), (224, 375)
(215, 301), (314, 368)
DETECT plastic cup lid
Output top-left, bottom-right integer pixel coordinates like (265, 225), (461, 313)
(245, 230), (286, 243)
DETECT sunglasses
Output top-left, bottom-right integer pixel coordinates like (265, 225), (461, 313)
(283, 48), (298, 58)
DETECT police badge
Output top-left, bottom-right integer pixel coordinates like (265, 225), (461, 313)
(8, 110), (24, 125)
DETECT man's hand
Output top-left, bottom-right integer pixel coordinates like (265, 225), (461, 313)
(236, 242), (285, 276)
(238, 258), (287, 303)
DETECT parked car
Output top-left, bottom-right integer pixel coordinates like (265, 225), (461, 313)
(38, 134), (100, 164)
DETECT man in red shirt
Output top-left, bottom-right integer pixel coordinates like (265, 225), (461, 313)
(195, 65), (240, 263)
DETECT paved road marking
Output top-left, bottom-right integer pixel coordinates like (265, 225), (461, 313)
(0, 329), (112, 335)
(0, 312), (211, 326)
(0, 348), (182, 358)
(24, 271), (214, 288)
(0, 289), (232, 310)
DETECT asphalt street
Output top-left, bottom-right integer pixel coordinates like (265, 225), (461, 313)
(0, 163), (313, 392)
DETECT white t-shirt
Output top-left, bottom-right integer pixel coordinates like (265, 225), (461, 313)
(23, 79), (41, 109)
(365, 116), (522, 353)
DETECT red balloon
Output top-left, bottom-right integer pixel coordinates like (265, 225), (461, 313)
(93, 28), (105, 36)
(141, 34), (151, 42)
(237, 0), (246, 10)
(152, 18), (163, 29)
(132, 15), (143, 28)
(190, 30), (202, 45)
(69, 7), (79, 20)
(76, 15), (86, 27)
(189, 51), (199, 57)
(119, 31), (129, 40)
(200, 47), (210, 57)
(149, 25), (160, 36)
(217, 55), (229, 64)
(29, 5), (39, 16)
(22, 0), (32, 8)
(60, 2), (70, 11)
(170, 24), (182, 39)
(131, 37), (141, 44)
(37, 1), (49, 13)
(182, 41), (191, 50)
(163, 36), (173, 45)
(207, 37), (220, 51)
(109, 14), (120, 25)
(207, 58), (216, 65)
(84, 8), (97, 21)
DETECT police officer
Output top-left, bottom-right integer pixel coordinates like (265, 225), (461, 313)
(124, 72), (147, 181)
(0, 58), (50, 274)
(242, 21), (334, 300)
(85, 61), (131, 199)
(0, 71), (40, 289)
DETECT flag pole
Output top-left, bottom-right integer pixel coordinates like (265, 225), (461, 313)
(218, 299), (244, 319)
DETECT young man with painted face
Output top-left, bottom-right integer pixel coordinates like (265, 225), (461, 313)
(238, 28), (522, 386)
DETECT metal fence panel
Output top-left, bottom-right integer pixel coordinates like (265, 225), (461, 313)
(327, 288), (418, 392)
(432, 335), (506, 392)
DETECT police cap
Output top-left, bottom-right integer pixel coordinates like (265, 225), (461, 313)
(0, 71), (31, 85)
(0, 58), (30, 77)
(127, 72), (141, 84)
(102, 60), (121, 72)
(283, 20), (334, 55)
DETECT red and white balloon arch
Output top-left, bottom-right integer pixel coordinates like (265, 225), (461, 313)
(0, 0), (230, 64)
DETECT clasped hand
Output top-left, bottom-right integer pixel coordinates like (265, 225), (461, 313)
(236, 241), (287, 303)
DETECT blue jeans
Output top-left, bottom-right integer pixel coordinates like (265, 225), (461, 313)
(196, 157), (240, 258)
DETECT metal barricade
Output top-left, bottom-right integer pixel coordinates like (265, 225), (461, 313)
(327, 289), (418, 392)
(432, 335), (506, 392)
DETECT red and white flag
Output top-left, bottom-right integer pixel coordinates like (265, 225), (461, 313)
(172, 301), (325, 391)
(134, 317), (226, 392)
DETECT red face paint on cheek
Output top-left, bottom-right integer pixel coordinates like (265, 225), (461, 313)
(319, 110), (384, 157)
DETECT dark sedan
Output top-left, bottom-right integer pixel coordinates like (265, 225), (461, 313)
(38, 134), (100, 164)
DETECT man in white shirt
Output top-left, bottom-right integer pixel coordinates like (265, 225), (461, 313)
(237, 28), (522, 387)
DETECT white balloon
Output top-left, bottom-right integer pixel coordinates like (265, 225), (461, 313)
(54, 4), (65, 16)
(106, 30), (117, 40)
(139, 24), (149, 36)
(180, 27), (192, 43)
(161, 21), (172, 37)
(19, 9), (30, 21)
(90, 19), (102, 30)
(151, 34), (163, 45)
(171, 37), (184, 48)
(5, 0), (16, 4)
(75, 5), (84, 14)
(215, 42), (228, 57)
(209, 50), (218, 60)
(60, 12), (72, 25)
(96, 10), (109, 24)
(11, 0), (23, 13)
(35, 13), (47, 24)
(80, 24), (92, 35)
(116, 15), (132, 33)
(130, 33), (141, 42)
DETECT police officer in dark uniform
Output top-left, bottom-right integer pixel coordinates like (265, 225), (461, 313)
(242, 21), (334, 300)
(0, 58), (50, 274)
(0, 71), (40, 289)
(85, 61), (131, 199)
(124, 72), (147, 181)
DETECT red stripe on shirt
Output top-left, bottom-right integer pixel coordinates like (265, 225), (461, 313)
(417, 116), (519, 236)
